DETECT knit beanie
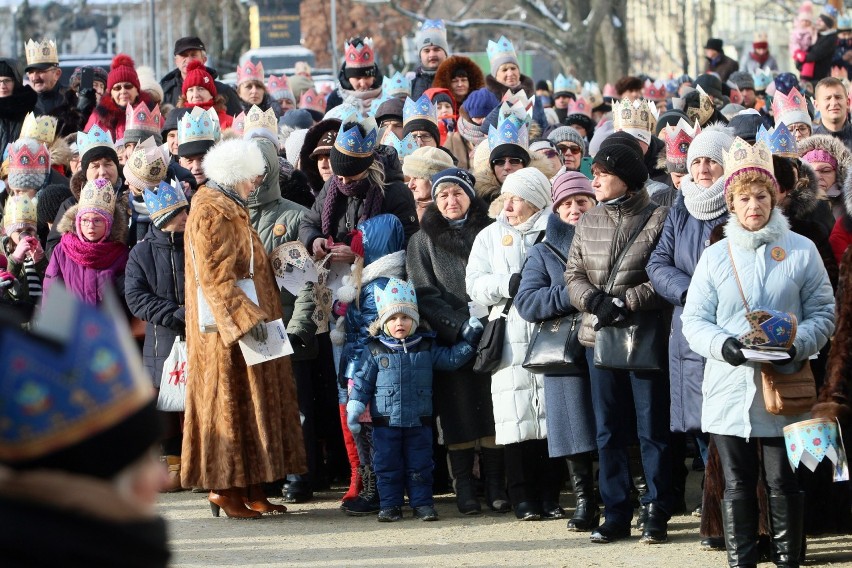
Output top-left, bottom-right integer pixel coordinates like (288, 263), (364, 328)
(500, 168), (552, 211)
(330, 121), (376, 177)
(772, 73), (799, 96)
(593, 132), (649, 192)
(655, 110), (689, 136)
(181, 60), (217, 98)
(551, 170), (594, 212)
(106, 54), (140, 93)
(80, 145), (120, 175)
(461, 88), (500, 119)
(728, 111), (765, 143)
(6, 139), (50, 191)
(402, 146), (454, 180)
(415, 20), (450, 57)
(402, 118), (441, 149)
(431, 167), (476, 200)
(489, 143), (531, 170)
(547, 126), (586, 152)
(36, 183), (72, 226)
(729, 71), (755, 91)
(686, 123), (735, 168)
(281, 109), (314, 130)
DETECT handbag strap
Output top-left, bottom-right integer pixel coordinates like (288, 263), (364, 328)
(603, 203), (656, 294)
(543, 242), (568, 266)
(727, 242), (751, 313)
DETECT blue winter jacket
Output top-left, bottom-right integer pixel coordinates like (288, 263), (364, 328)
(350, 332), (477, 427)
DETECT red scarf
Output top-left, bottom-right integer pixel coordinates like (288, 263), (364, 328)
(749, 51), (770, 65)
(60, 232), (128, 270)
(185, 100), (234, 129)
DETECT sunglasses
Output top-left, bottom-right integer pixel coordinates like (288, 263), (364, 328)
(557, 144), (583, 156)
(491, 157), (524, 167)
(112, 83), (136, 92)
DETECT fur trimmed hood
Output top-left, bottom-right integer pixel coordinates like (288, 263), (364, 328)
(484, 74), (535, 100)
(56, 195), (129, 244)
(433, 56), (486, 103)
(471, 139), (555, 217)
(842, 155), (852, 217)
(69, 170), (87, 201)
(48, 135), (74, 169)
(784, 160), (822, 222)
(418, 197), (492, 259)
(798, 134), (852, 200)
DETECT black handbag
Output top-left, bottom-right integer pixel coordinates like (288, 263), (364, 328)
(472, 300), (512, 374)
(522, 243), (586, 375)
(593, 204), (669, 371)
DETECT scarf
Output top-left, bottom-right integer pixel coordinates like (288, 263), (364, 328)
(338, 85), (383, 113)
(206, 180), (248, 208)
(725, 208), (789, 250)
(60, 232), (128, 270)
(749, 51), (770, 65)
(321, 176), (383, 236)
(680, 175), (728, 220)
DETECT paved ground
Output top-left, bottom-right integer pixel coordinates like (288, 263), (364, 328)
(158, 478), (852, 567)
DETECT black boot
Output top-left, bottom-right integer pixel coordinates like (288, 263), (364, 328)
(639, 502), (671, 544)
(566, 454), (600, 532)
(449, 448), (481, 515)
(633, 472), (650, 530)
(480, 447), (510, 513)
(342, 465), (380, 516)
(721, 498), (759, 568)
(769, 493), (805, 568)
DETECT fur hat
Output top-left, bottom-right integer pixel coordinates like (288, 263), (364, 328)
(202, 139), (265, 188)
(106, 54), (140, 93)
(500, 167), (552, 211)
(401, 146), (454, 180)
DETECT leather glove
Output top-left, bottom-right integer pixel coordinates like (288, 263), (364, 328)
(508, 273), (522, 298)
(460, 316), (485, 344)
(773, 344), (798, 366)
(592, 297), (630, 331)
(248, 321), (268, 342)
(76, 87), (97, 115)
(721, 337), (747, 367)
(287, 333), (305, 349)
(346, 400), (366, 435)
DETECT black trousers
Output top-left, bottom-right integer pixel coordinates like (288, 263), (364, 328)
(503, 438), (565, 505)
(712, 434), (799, 501)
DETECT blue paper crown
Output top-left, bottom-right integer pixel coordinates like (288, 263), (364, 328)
(403, 94), (437, 126)
(488, 118), (529, 152)
(752, 68), (773, 91)
(375, 277), (418, 318)
(143, 179), (189, 220)
(421, 19), (446, 32)
(334, 115), (378, 157)
(178, 106), (220, 145)
(823, 4), (839, 19)
(487, 36), (517, 62)
(756, 123), (798, 158)
(554, 73), (581, 94)
(77, 124), (114, 159)
(383, 72), (411, 97)
(839, 13), (852, 29)
(738, 309), (797, 350)
(383, 131), (418, 159)
(369, 92), (393, 118)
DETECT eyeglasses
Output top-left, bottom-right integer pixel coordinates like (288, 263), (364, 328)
(789, 124), (811, 135)
(411, 133), (434, 142)
(557, 144), (583, 156)
(111, 83), (136, 92)
(491, 157), (524, 167)
(537, 149), (560, 159)
(79, 217), (105, 227)
(0, 78), (14, 87)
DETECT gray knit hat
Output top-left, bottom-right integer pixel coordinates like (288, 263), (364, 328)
(401, 146), (454, 180)
(729, 71), (756, 91)
(686, 123), (735, 168)
(548, 126), (586, 152)
(414, 20), (450, 57)
(500, 168), (552, 211)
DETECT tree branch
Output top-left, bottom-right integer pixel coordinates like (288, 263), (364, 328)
(520, 0), (572, 32)
(453, 0), (479, 20)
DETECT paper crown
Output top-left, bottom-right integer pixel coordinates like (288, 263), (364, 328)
(727, 82), (743, 105)
(686, 86), (715, 125)
(602, 83), (619, 99)
(79, 177), (117, 218)
(335, 115), (378, 157)
(403, 94), (437, 126)
(2, 195), (37, 229)
(383, 72), (411, 97)
(24, 38), (58, 67)
(77, 125), (115, 160)
(643, 79), (667, 101)
(8, 141), (51, 176)
(487, 36), (517, 68)
(784, 418), (847, 477)
(369, 91), (393, 117)
(382, 131), (418, 160)
(124, 136), (170, 188)
(375, 277), (418, 319)
(325, 96), (361, 122)
(752, 68), (774, 91)
(583, 82), (604, 109)
(488, 115), (529, 152)
(344, 37), (375, 69)
(266, 74), (294, 100)
(299, 88), (327, 115)
(19, 112), (57, 144)
(756, 123), (798, 158)
(237, 60), (264, 84)
(125, 101), (162, 136)
(772, 86), (810, 128)
(498, 97), (533, 128)
(613, 98), (659, 134)
(420, 19), (446, 33)
(143, 179), (188, 222)
(554, 73), (581, 95)
(664, 118), (702, 170)
(737, 309), (797, 350)
(244, 105), (278, 135)
(838, 13), (852, 30)
(231, 111), (246, 136)
(566, 96), (592, 118)
(724, 137), (775, 184)
(178, 106), (220, 146)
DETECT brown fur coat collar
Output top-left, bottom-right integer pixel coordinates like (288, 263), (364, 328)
(57, 195), (129, 244)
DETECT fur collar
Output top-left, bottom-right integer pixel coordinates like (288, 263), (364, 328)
(783, 160), (822, 221)
(433, 56), (486, 98)
(361, 250), (406, 286)
(724, 208), (790, 250)
(92, 92), (154, 131)
(57, 196), (130, 244)
(841, 155), (852, 217)
(543, 213), (576, 254)
(418, 198), (492, 259)
(484, 74), (535, 100)
(798, 134), (852, 198)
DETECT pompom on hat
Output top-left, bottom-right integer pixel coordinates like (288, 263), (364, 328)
(106, 54), (140, 93)
(182, 59), (217, 98)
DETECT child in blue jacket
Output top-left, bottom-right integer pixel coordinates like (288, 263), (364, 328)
(346, 277), (483, 522)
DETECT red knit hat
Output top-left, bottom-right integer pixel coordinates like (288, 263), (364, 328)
(182, 60), (217, 98)
(107, 54), (140, 92)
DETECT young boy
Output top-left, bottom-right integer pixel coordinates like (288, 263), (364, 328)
(346, 277), (483, 522)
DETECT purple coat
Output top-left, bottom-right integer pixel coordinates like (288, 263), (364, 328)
(43, 243), (128, 305)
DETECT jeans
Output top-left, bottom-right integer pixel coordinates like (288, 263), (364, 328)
(586, 348), (672, 526)
(372, 424), (434, 508)
(712, 434), (799, 500)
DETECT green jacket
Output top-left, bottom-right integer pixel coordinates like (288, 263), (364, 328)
(2, 235), (47, 305)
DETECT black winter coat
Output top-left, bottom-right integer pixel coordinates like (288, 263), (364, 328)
(0, 58), (37, 155)
(159, 66), (243, 115)
(802, 31), (838, 82)
(125, 224), (186, 387)
(410, 66), (436, 100)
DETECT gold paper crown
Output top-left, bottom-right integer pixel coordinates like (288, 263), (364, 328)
(723, 138), (775, 181)
(244, 105), (278, 134)
(24, 39), (58, 67)
(2, 195), (37, 229)
(78, 178), (117, 218)
(124, 137), (170, 189)
(19, 113), (58, 145)
(687, 86), (716, 126)
(612, 98), (659, 133)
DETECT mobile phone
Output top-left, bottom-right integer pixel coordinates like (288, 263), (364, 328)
(81, 67), (94, 92)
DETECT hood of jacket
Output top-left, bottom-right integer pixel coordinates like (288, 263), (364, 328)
(69, 169), (87, 201)
(0, 58), (36, 121)
(423, 86), (457, 115)
(432, 56), (485, 100)
(798, 133), (852, 197)
(56, 197), (130, 244)
(359, 213), (405, 265)
(544, 212), (577, 253)
(374, 144), (405, 184)
(784, 160), (823, 222)
(418, 197), (492, 259)
(248, 137), (282, 208)
(841, 153), (852, 217)
(299, 118), (342, 193)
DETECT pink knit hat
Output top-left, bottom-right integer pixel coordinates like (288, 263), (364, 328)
(551, 170), (594, 212)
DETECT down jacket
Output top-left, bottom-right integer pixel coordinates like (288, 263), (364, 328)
(466, 210), (550, 445)
(565, 188), (670, 347)
(646, 195), (728, 433)
(682, 211), (835, 439)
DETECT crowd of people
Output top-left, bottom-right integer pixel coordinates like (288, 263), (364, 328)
(1, 9), (852, 568)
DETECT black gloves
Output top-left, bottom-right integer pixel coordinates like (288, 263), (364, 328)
(721, 337), (747, 367)
(593, 297), (629, 331)
(460, 317), (485, 344)
(288, 334), (305, 349)
(76, 88), (97, 116)
(508, 273), (522, 298)
(772, 344), (798, 366)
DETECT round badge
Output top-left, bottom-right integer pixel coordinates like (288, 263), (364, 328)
(771, 246), (786, 262)
(273, 224), (286, 237)
(501, 234), (513, 246)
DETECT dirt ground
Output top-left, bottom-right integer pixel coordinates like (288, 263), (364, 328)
(158, 473), (852, 568)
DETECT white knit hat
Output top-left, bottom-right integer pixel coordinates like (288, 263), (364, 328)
(501, 168), (552, 211)
(686, 123), (735, 168)
(401, 146), (454, 180)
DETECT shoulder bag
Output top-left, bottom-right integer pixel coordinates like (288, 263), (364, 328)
(727, 243), (816, 416)
(593, 204), (669, 371)
(522, 242), (586, 375)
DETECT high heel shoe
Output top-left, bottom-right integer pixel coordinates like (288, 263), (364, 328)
(208, 489), (262, 519)
(244, 484), (288, 515)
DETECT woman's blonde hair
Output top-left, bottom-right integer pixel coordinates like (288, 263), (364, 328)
(725, 170), (777, 211)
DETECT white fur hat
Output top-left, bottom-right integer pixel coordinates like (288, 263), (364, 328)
(203, 139), (265, 188)
(136, 65), (164, 103)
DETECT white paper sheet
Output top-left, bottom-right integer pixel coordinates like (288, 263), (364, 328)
(741, 348), (790, 362)
(238, 319), (294, 366)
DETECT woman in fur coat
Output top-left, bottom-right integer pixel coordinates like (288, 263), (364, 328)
(84, 55), (153, 142)
(181, 139), (306, 519)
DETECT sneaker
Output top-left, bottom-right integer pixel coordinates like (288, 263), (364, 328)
(378, 507), (402, 522)
(342, 495), (380, 516)
(413, 505), (439, 521)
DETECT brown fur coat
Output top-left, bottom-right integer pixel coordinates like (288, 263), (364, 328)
(181, 185), (306, 489)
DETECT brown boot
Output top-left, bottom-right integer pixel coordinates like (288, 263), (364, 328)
(160, 456), (183, 493)
(208, 489), (262, 519)
(244, 484), (288, 515)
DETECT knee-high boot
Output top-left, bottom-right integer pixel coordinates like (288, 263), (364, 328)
(768, 493), (805, 568)
(721, 498), (760, 568)
(480, 446), (510, 513)
(339, 403), (362, 503)
(449, 448), (481, 515)
(566, 452), (600, 531)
